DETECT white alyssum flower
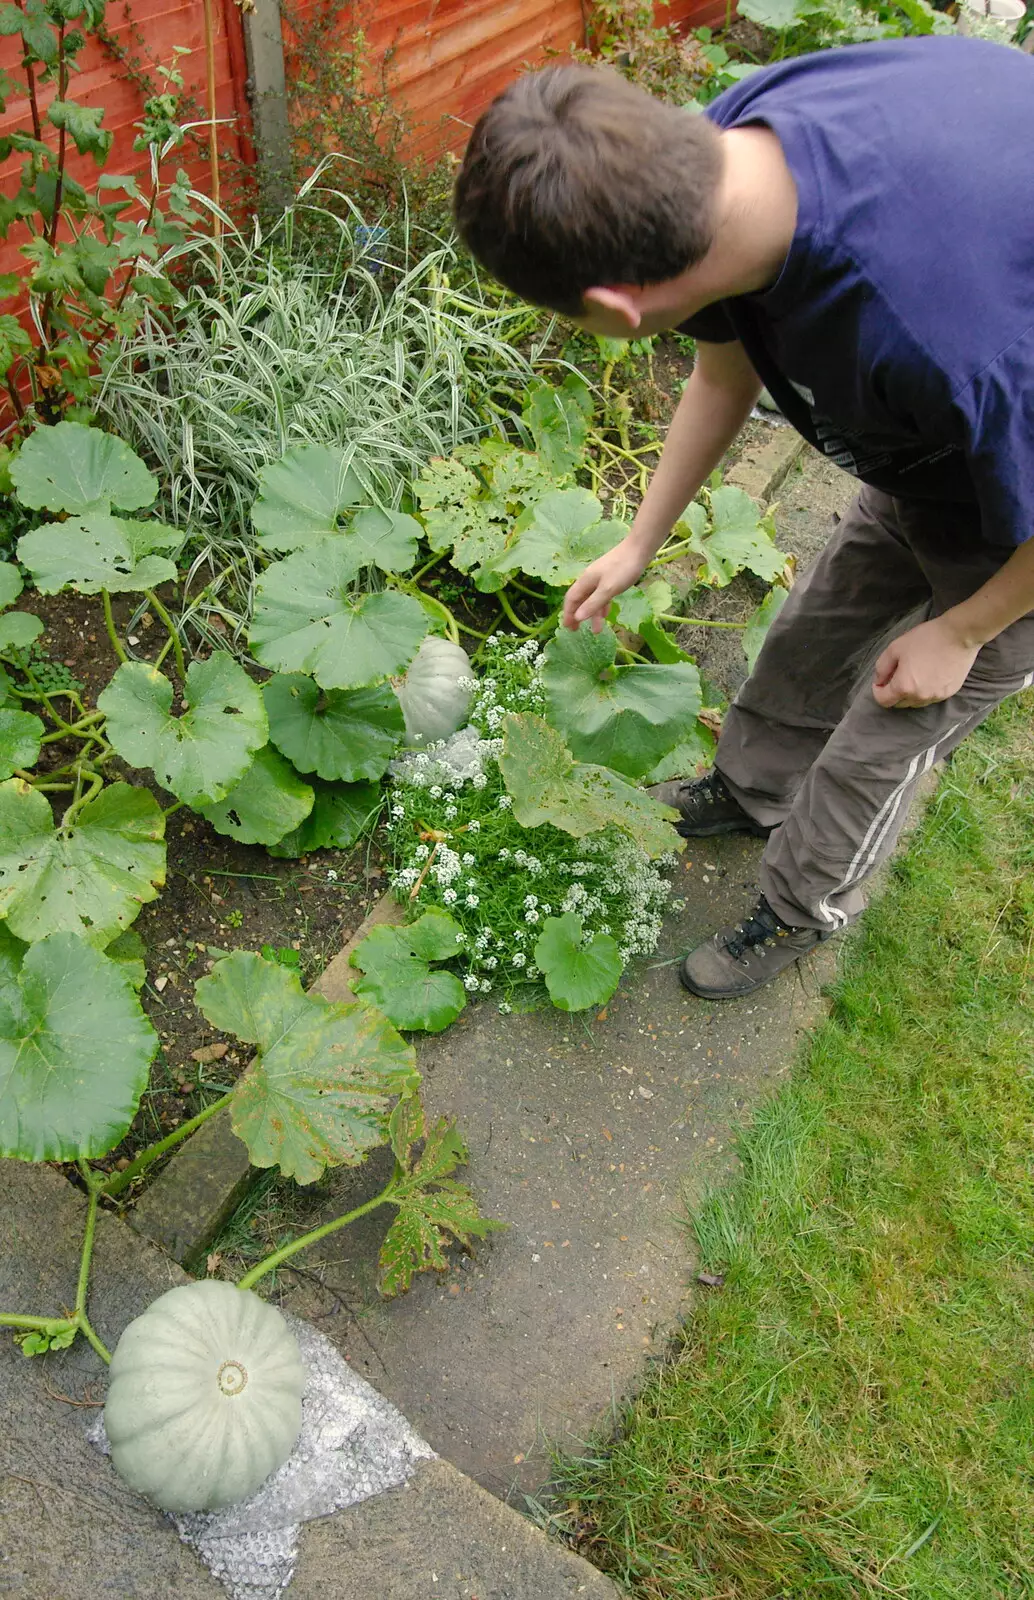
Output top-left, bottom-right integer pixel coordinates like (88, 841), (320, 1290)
(465, 893), (480, 908)
(464, 974), (480, 991)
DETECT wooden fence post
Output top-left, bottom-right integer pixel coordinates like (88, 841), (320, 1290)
(241, 0), (293, 214)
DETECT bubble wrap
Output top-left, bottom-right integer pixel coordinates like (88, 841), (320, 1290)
(89, 1313), (435, 1600)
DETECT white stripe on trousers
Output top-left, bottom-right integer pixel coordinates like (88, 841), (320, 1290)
(816, 720), (962, 930)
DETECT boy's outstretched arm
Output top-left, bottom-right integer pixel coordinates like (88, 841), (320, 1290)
(562, 338), (762, 631)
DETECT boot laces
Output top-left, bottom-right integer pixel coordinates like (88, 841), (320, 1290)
(725, 898), (787, 960)
(679, 771), (729, 808)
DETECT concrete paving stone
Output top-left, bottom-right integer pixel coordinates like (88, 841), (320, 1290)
(290, 1458), (617, 1600)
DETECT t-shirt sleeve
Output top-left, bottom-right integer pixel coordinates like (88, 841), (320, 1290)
(676, 300), (738, 344)
(956, 327), (1034, 549)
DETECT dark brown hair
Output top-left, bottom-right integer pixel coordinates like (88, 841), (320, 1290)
(453, 65), (722, 317)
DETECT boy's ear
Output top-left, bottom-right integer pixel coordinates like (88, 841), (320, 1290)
(582, 286), (643, 332)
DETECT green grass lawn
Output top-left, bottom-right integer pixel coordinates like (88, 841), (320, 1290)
(550, 698), (1034, 1599)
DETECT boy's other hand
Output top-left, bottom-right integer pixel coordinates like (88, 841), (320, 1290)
(872, 616), (981, 709)
(562, 539), (648, 632)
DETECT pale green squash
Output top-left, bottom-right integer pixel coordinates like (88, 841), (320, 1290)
(104, 1279), (305, 1512)
(397, 635), (473, 746)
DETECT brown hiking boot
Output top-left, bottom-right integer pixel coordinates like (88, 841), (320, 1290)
(648, 770), (772, 839)
(680, 895), (831, 1000)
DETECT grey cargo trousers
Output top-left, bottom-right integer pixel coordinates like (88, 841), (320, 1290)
(715, 484), (1034, 932)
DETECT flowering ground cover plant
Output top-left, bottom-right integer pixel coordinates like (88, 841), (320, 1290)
(381, 636), (679, 1014)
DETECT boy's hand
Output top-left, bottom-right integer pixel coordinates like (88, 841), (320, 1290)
(872, 616), (981, 708)
(562, 539), (649, 632)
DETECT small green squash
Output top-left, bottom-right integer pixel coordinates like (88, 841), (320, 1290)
(104, 1279), (305, 1512)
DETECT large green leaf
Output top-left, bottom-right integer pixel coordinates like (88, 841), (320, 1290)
(199, 745), (314, 847)
(0, 780), (166, 946)
(195, 951), (419, 1184)
(542, 623), (702, 780)
(17, 511), (182, 594)
(737, 0), (806, 26)
(98, 656), (267, 806)
(251, 443), (420, 566)
(743, 584), (789, 671)
(11, 421), (157, 514)
(522, 374), (592, 478)
(701, 486), (788, 586)
(0, 613), (43, 654)
(343, 508), (421, 574)
(251, 443), (366, 551)
(267, 778), (381, 859)
(498, 713), (678, 860)
(0, 562), (23, 610)
(250, 538), (428, 690)
(263, 673), (404, 781)
(497, 489), (626, 587)
(534, 912), (623, 1012)
(0, 932), (157, 1162)
(350, 911), (467, 1033)
(610, 579), (673, 635)
(379, 1114), (503, 1297)
(0, 709), (43, 780)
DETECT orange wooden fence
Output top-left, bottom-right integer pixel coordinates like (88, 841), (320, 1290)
(285, 0), (729, 159)
(1, 0), (726, 291)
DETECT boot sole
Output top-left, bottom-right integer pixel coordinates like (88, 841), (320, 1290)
(673, 818), (772, 840)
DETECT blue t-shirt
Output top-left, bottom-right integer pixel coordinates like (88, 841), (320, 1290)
(681, 38), (1034, 549)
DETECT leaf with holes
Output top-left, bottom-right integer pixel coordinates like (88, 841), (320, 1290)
(0, 780), (166, 947)
(497, 489), (626, 588)
(415, 456), (508, 577)
(98, 655), (267, 807)
(17, 511), (182, 594)
(0, 932), (157, 1161)
(642, 719), (717, 785)
(379, 1116), (503, 1298)
(267, 779), (381, 859)
(0, 710), (43, 780)
(743, 584), (789, 671)
(199, 745), (314, 847)
(250, 538), (428, 690)
(522, 374), (592, 478)
(701, 486), (788, 586)
(263, 673), (404, 782)
(534, 912), (623, 1012)
(350, 911), (467, 1033)
(499, 713), (678, 860)
(195, 951), (419, 1183)
(11, 420), (157, 514)
(251, 443), (366, 551)
(542, 622), (702, 780)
